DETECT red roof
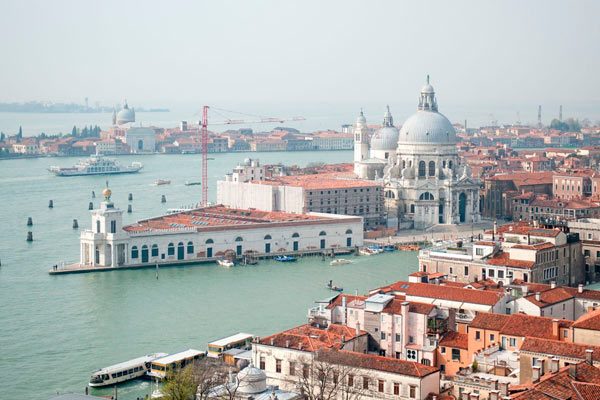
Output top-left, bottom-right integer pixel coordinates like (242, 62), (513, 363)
(523, 288), (576, 307)
(316, 349), (439, 377)
(259, 324), (366, 352)
(573, 308), (600, 331)
(469, 312), (572, 339)
(520, 337), (600, 362)
(440, 331), (468, 349)
(487, 252), (535, 269)
(252, 174), (379, 190)
(378, 281), (504, 306)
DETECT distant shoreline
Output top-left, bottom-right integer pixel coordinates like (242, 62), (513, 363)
(0, 109), (169, 113)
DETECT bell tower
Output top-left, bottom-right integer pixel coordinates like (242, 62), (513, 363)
(354, 109), (369, 174)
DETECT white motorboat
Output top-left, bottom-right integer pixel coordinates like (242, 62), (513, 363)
(48, 156), (142, 176)
(89, 353), (167, 387)
(217, 259), (234, 268)
(330, 259), (352, 266)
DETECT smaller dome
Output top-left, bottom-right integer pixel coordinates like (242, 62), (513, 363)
(237, 363), (267, 394)
(117, 102), (135, 125)
(421, 83), (435, 93)
(371, 126), (399, 150)
(356, 109), (366, 124)
(102, 188), (112, 199)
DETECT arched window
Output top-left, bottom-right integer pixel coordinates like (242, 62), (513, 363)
(410, 204), (415, 213)
(402, 160), (406, 169)
(319, 231), (327, 236)
(345, 229), (353, 234)
(443, 160), (447, 168)
(264, 234), (272, 240)
(428, 161), (435, 176)
(131, 246), (139, 259)
(187, 241), (194, 254)
(205, 239), (214, 244)
(419, 192), (435, 201)
(167, 243), (174, 256)
(235, 237), (243, 242)
(418, 161), (426, 177)
(448, 160), (453, 169)
(151, 244), (159, 257)
(292, 233), (300, 238)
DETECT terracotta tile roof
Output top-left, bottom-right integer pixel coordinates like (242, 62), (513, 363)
(379, 281), (504, 306)
(315, 349), (439, 377)
(469, 312), (572, 339)
(259, 324), (366, 352)
(381, 299), (436, 315)
(485, 222), (561, 238)
(438, 280), (469, 288)
(476, 241), (497, 246)
(253, 174), (379, 190)
(519, 337), (600, 362)
(511, 362), (600, 400)
(325, 294), (367, 310)
(510, 279), (552, 293)
(440, 331), (469, 349)
(576, 289), (600, 301)
(487, 171), (554, 185)
(512, 242), (555, 250)
(487, 252), (535, 269)
(573, 309), (600, 331)
(123, 205), (353, 233)
(523, 288), (576, 307)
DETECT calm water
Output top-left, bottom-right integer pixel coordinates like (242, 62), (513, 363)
(0, 150), (419, 399)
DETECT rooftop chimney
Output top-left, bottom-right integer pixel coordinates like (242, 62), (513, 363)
(569, 364), (577, 379)
(551, 358), (559, 373)
(489, 391), (500, 400)
(579, 284), (584, 294)
(527, 233), (531, 245)
(536, 292), (541, 302)
(356, 321), (360, 336)
(285, 340), (290, 348)
(341, 335), (346, 343)
(499, 382), (509, 396)
(551, 281), (556, 289)
(552, 319), (560, 339)
(299, 343), (303, 351)
(532, 365), (541, 383)
(494, 220), (498, 237)
(270, 338), (274, 346)
(586, 349), (594, 365)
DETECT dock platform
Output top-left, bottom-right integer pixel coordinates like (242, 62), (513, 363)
(48, 249), (352, 275)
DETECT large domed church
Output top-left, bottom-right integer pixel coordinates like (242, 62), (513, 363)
(354, 77), (481, 229)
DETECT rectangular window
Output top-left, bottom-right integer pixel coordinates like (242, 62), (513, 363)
(289, 362), (295, 376)
(488, 269), (495, 278)
(303, 364), (309, 379)
(395, 334), (401, 342)
(275, 359), (281, 373)
(451, 349), (460, 361)
(476, 248), (483, 256)
(410, 385), (416, 399)
(441, 347), (446, 354)
(510, 338), (517, 347)
(490, 334), (495, 341)
(394, 382), (400, 395)
(563, 329), (569, 339)
(498, 270), (504, 278)
(381, 332), (386, 340)
(379, 380), (384, 393)
(348, 375), (354, 387)
(464, 266), (469, 276)
(259, 357), (265, 370)
(110, 220), (116, 233)
(363, 377), (369, 389)
(475, 330), (481, 341)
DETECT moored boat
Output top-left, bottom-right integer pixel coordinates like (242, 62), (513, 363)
(154, 179), (171, 186)
(48, 156), (143, 176)
(327, 280), (343, 292)
(184, 181), (202, 186)
(89, 352), (167, 387)
(384, 246), (395, 252)
(217, 259), (235, 268)
(275, 255), (297, 262)
(330, 259), (352, 266)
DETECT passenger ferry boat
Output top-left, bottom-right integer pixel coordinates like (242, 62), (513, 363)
(148, 349), (205, 379)
(89, 352), (167, 387)
(207, 333), (254, 358)
(48, 156), (143, 176)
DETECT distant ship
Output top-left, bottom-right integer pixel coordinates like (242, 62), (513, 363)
(48, 156), (143, 176)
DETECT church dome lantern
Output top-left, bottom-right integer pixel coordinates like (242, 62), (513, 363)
(371, 105), (399, 150)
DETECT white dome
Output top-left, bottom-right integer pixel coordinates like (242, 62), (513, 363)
(117, 103), (135, 125)
(371, 126), (399, 150)
(237, 364), (267, 394)
(421, 83), (435, 93)
(398, 110), (456, 144)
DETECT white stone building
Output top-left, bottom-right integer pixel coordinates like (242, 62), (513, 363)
(79, 190), (363, 268)
(125, 126), (155, 153)
(353, 77), (481, 229)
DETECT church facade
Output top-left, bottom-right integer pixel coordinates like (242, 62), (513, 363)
(354, 78), (481, 229)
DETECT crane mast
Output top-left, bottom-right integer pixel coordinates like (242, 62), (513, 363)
(201, 105), (209, 206)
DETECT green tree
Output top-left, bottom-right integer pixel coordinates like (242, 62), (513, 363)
(162, 365), (197, 400)
(17, 126), (22, 138)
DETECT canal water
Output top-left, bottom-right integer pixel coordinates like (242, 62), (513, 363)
(0, 151), (420, 399)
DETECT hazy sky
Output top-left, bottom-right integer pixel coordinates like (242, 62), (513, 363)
(1, 0), (599, 127)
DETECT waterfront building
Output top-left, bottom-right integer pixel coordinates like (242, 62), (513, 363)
(253, 324), (440, 400)
(78, 189), (363, 268)
(353, 77), (481, 229)
(217, 160), (385, 229)
(418, 222), (585, 287)
(568, 218), (600, 284)
(124, 126), (156, 153)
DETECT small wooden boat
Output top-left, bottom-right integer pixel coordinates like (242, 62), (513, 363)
(327, 280), (343, 292)
(330, 259), (352, 266)
(154, 179), (171, 186)
(399, 244), (421, 251)
(275, 256), (297, 262)
(217, 259), (234, 268)
(184, 181), (202, 186)
(384, 246), (395, 252)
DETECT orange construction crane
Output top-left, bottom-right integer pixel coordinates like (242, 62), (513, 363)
(197, 106), (305, 206)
